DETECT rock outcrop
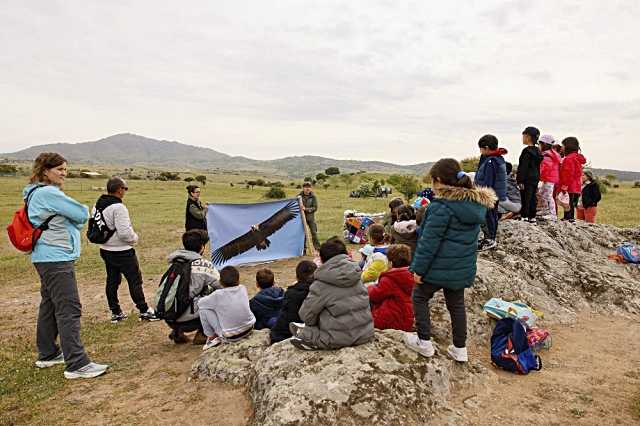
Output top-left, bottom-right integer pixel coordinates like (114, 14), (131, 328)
(193, 221), (640, 425)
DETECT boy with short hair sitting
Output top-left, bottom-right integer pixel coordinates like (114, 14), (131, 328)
(289, 238), (374, 350)
(163, 229), (221, 345)
(361, 224), (390, 284)
(197, 266), (256, 350)
(269, 260), (318, 344)
(250, 268), (285, 330)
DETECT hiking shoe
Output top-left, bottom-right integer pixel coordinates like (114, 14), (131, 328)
(64, 362), (109, 379)
(111, 312), (128, 324)
(478, 239), (497, 252)
(290, 337), (317, 351)
(202, 336), (222, 351)
(35, 352), (64, 369)
(139, 308), (160, 322)
(447, 345), (468, 362)
(192, 330), (207, 345)
(169, 330), (189, 344)
(404, 334), (435, 358)
(289, 322), (306, 338)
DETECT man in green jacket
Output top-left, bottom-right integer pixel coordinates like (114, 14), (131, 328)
(299, 182), (320, 249)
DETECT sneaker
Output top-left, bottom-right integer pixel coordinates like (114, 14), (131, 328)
(529, 218), (537, 225)
(192, 330), (207, 345)
(35, 352), (64, 369)
(202, 336), (222, 351)
(478, 239), (497, 252)
(290, 337), (317, 351)
(404, 333), (435, 358)
(447, 345), (468, 362)
(64, 362), (109, 379)
(139, 308), (160, 322)
(169, 330), (189, 344)
(289, 322), (306, 338)
(111, 312), (128, 323)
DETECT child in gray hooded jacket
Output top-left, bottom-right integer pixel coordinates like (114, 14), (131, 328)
(290, 238), (374, 350)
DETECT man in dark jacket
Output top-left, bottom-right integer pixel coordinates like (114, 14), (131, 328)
(269, 260), (317, 344)
(474, 134), (507, 251)
(249, 268), (284, 329)
(299, 182), (320, 249)
(517, 126), (543, 223)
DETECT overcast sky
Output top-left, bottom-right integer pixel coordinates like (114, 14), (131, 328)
(1, 1), (639, 170)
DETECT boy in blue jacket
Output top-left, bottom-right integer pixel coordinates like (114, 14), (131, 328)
(249, 268), (284, 329)
(474, 134), (507, 251)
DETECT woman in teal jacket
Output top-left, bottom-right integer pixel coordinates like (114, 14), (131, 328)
(405, 158), (496, 362)
(25, 153), (108, 379)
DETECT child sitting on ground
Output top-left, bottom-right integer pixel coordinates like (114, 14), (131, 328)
(406, 158), (496, 362)
(250, 268), (285, 330)
(269, 260), (318, 344)
(361, 224), (390, 283)
(163, 229), (221, 345)
(197, 266), (256, 350)
(289, 238), (374, 350)
(368, 244), (415, 332)
(389, 205), (418, 256)
(497, 162), (522, 220)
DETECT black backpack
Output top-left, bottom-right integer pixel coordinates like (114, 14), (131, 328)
(86, 206), (116, 244)
(154, 258), (194, 322)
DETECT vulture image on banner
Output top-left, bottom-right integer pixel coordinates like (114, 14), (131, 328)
(212, 200), (301, 265)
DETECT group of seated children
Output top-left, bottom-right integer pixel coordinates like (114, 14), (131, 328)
(162, 158), (493, 363)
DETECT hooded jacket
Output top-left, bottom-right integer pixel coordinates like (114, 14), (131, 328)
(165, 249), (221, 323)
(410, 185), (497, 290)
(298, 254), (374, 349)
(94, 194), (138, 251)
(560, 152), (587, 194)
(250, 286), (285, 330)
(361, 250), (390, 283)
(505, 174), (521, 204)
(270, 279), (313, 344)
(539, 149), (561, 184)
(517, 146), (544, 186)
(368, 267), (415, 331)
(580, 181), (602, 209)
(389, 220), (418, 255)
(475, 148), (508, 201)
(23, 183), (88, 263)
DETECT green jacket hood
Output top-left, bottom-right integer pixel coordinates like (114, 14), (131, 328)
(315, 254), (362, 288)
(433, 185), (497, 225)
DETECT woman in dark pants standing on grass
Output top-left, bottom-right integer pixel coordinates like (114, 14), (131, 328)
(185, 184), (207, 231)
(25, 152), (109, 379)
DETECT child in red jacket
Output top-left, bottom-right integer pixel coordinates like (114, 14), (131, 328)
(559, 137), (587, 222)
(537, 134), (561, 220)
(367, 244), (415, 331)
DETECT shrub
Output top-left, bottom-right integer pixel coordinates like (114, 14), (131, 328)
(304, 176), (313, 182)
(460, 157), (480, 173)
(184, 177), (194, 182)
(195, 175), (207, 186)
(325, 167), (340, 175)
(264, 186), (287, 199)
(634, 181), (640, 188)
(255, 178), (266, 187)
(388, 174), (421, 202)
(158, 171), (180, 181)
(316, 173), (328, 181)
(323, 183), (330, 190)
(0, 164), (18, 175)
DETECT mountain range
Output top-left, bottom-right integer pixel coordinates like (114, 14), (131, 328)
(3, 133), (640, 180)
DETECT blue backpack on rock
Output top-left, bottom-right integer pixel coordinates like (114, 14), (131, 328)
(491, 318), (542, 375)
(617, 242), (640, 264)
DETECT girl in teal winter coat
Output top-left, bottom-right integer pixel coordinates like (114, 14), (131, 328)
(405, 158), (496, 362)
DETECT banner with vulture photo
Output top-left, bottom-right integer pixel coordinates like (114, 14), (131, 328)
(207, 199), (306, 267)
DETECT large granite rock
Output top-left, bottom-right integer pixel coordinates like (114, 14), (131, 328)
(193, 221), (640, 425)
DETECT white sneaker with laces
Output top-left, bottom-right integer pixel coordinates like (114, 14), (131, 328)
(35, 353), (64, 369)
(404, 334), (435, 357)
(289, 322), (306, 337)
(202, 336), (222, 351)
(64, 362), (109, 379)
(447, 345), (468, 362)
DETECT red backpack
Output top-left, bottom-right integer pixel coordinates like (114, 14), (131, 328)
(7, 186), (56, 253)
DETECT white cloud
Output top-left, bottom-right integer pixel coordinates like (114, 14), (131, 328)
(0, 0), (639, 170)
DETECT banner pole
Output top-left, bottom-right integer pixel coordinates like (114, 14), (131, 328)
(298, 196), (316, 256)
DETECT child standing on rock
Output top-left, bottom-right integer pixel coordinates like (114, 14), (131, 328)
(559, 136), (587, 222)
(405, 158), (496, 362)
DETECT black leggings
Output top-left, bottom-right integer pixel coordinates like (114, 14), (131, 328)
(520, 184), (538, 219)
(412, 282), (467, 348)
(563, 193), (580, 220)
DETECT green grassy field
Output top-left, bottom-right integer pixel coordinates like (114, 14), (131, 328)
(0, 173), (639, 424)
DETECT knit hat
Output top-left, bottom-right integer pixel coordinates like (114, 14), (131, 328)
(583, 170), (595, 181)
(522, 126), (540, 143)
(538, 134), (556, 146)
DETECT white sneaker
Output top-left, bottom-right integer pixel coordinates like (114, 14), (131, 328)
(404, 333), (435, 357)
(64, 362), (109, 379)
(202, 336), (222, 351)
(447, 345), (468, 362)
(35, 352), (64, 369)
(289, 322), (306, 338)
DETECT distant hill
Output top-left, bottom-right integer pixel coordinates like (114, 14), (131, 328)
(4, 133), (639, 180)
(2, 133), (433, 177)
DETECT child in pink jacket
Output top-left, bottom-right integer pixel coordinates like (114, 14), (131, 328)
(537, 135), (561, 220)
